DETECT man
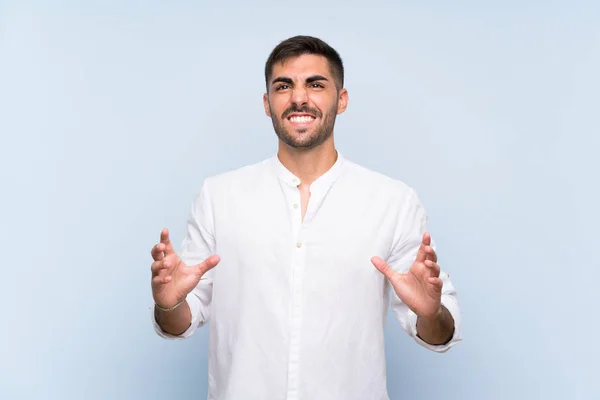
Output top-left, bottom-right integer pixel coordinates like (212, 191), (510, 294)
(150, 35), (462, 400)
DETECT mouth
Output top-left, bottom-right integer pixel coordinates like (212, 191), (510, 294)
(287, 113), (317, 127)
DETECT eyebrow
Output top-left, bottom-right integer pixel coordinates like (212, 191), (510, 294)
(271, 75), (329, 87)
(306, 75), (328, 84)
(271, 77), (294, 86)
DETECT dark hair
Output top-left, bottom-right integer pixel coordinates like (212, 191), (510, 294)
(264, 35), (344, 91)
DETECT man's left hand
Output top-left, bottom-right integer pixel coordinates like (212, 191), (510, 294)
(371, 232), (442, 319)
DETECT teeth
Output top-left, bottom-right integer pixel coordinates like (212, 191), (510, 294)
(290, 116), (314, 124)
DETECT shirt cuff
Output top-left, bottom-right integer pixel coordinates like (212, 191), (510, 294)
(407, 294), (462, 353)
(151, 293), (202, 340)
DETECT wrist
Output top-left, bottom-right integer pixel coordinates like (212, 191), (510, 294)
(155, 297), (186, 312)
(418, 305), (443, 322)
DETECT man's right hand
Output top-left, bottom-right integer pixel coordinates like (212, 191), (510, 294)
(151, 228), (220, 309)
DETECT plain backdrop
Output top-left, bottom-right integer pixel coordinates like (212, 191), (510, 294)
(1, 1), (599, 399)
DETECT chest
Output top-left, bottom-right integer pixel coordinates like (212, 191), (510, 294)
(212, 181), (399, 288)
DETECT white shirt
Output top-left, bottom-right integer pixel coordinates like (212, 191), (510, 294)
(153, 152), (462, 400)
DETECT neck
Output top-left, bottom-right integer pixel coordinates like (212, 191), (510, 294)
(277, 138), (338, 186)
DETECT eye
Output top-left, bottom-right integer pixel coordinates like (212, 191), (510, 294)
(310, 83), (324, 89)
(276, 84), (290, 91)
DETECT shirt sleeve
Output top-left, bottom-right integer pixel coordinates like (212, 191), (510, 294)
(152, 178), (217, 340)
(386, 188), (462, 353)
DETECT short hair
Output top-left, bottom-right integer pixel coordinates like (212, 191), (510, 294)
(264, 35), (344, 91)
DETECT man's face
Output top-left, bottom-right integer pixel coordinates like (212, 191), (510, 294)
(263, 54), (348, 150)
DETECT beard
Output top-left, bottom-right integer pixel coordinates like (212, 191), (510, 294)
(269, 101), (338, 150)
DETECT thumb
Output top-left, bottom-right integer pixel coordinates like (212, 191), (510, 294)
(194, 254), (221, 277)
(371, 256), (396, 281)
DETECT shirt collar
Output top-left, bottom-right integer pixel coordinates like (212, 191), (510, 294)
(270, 151), (346, 191)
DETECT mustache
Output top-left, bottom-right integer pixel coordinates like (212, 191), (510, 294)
(281, 105), (322, 119)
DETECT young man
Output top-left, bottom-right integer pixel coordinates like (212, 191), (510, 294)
(150, 35), (462, 400)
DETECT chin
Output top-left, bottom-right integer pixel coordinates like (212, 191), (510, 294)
(274, 124), (330, 150)
(286, 139), (314, 149)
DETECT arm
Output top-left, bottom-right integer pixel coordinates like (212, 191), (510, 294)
(150, 179), (219, 339)
(416, 304), (455, 345)
(372, 189), (462, 352)
(154, 300), (193, 336)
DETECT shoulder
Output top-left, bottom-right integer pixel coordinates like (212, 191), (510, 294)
(200, 157), (272, 193)
(341, 157), (418, 202)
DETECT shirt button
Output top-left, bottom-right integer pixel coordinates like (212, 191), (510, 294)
(293, 204), (299, 209)
(292, 178), (300, 185)
(296, 242), (302, 248)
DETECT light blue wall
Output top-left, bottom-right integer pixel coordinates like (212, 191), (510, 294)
(1, 1), (598, 399)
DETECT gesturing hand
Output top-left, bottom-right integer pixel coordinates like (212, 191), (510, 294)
(150, 228), (220, 309)
(371, 232), (442, 319)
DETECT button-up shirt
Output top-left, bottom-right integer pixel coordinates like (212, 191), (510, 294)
(153, 152), (462, 400)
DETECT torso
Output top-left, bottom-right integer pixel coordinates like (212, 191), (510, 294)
(202, 155), (416, 400)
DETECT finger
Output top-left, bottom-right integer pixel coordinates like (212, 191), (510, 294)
(151, 260), (168, 276)
(424, 260), (440, 277)
(195, 255), (221, 276)
(371, 256), (396, 281)
(160, 228), (175, 255)
(151, 243), (165, 261)
(427, 276), (443, 292)
(420, 245), (437, 264)
(422, 232), (431, 245)
(415, 232), (431, 263)
(162, 258), (175, 270)
(152, 274), (172, 286)
(426, 246), (438, 263)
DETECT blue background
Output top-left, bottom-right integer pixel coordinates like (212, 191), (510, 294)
(1, 1), (598, 399)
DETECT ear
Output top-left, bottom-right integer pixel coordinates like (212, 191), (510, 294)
(336, 88), (348, 115)
(263, 93), (271, 117)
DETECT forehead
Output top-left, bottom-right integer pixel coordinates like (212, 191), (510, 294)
(271, 54), (333, 81)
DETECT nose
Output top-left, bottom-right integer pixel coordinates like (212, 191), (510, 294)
(290, 87), (308, 106)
